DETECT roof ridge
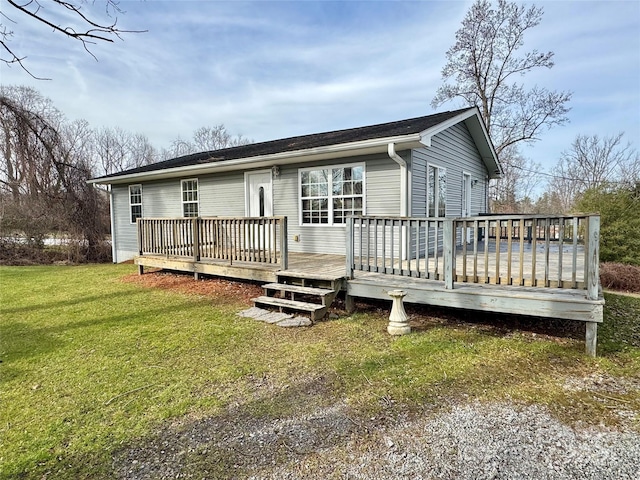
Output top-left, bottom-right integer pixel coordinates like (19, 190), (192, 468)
(92, 107), (477, 181)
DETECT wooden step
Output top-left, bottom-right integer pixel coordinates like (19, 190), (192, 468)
(252, 296), (327, 322)
(262, 282), (337, 307)
(263, 283), (335, 297)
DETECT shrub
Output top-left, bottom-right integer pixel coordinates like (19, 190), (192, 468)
(576, 185), (640, 265)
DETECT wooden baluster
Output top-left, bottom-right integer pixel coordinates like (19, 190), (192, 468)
(495, 220), (501, 284)
(531, 218), (537, 287)
(572, 217), (578, 288)
(544, 218), (551, 287)
(558, 217), (565, 287)
(473, 219), (479, 283)
(506, 219), (512, 285)
(483, 219), (489, 283)
(462, 220), (468, 282)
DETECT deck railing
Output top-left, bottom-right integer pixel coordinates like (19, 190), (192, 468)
(137, 216), (288, 269)
(346, 214), (600, 298)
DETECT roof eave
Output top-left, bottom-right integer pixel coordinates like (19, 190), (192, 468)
(89, 133), (423, 185)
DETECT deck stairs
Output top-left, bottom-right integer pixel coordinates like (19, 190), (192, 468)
(251, 271), (343, 322)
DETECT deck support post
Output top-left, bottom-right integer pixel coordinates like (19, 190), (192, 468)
(280, 216), (288, 270)
(586, 215), (600, 301)
(345, 294), (355, 314)
(346, 217), (354, 279)
(387, 290), (410, 335)
(586, 322), (598, 357)
(138, 264), (144, 275)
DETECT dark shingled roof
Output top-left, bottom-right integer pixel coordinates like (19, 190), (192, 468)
(96, 108), (473, 180)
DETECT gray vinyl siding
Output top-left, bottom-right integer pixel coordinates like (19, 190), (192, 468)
(111, 123), (489, 261)
(112, 155), (402, 259)
(411, 122), (488, 218)
(112, 173), (248, 261)
(112, 184), (138, 261)
(274, 153), (401, 255)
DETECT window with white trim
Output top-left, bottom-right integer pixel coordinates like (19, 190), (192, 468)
(427, 165), (446, 217)
(300, 164), (364, 225)
(181, 179), (199, 217)
(129, 184), (142, 223)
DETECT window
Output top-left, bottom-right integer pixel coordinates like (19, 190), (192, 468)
(300, 164), (364, 225)
(181, 179), (199, 217)
(129, 184), (142, 223)
(259, 186), (265, 216)
(428, 165), (446, 217)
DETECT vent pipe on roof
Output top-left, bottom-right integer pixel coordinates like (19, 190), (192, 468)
(387, 143), (409, 218)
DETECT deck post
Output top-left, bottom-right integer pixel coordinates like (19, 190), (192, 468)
(443, 219), (455, 289)
(137, 219), (144, 275)
(280, 216), (288, 270)
(192, 218), (200, 280)
(345, 294), (355, 314)
(346, 217), (354, 279)
(586, 322), (597, 357)
(586, 215), (600, 301)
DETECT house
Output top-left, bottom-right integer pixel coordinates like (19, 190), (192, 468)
(90, 107), (604, 356)
(91, 107), (500, 263)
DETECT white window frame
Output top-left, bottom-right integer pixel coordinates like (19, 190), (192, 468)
(129, 184), (143, 224)
(427, 163), (447, 217)
(181, 178), (199, 217)
(298, 162), (366, 227)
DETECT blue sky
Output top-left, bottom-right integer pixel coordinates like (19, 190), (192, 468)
(1, 0), (639, 183)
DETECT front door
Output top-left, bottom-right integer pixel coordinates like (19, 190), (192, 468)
(246, 170), (273, 217)
(245, 171), (273, 251)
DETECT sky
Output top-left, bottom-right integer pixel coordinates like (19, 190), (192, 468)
(1, 0), (639, 188)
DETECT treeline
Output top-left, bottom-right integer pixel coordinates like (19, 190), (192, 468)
(0, 85), (249, 264)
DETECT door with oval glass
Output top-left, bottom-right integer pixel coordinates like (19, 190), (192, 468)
(245, 170), (273, 252)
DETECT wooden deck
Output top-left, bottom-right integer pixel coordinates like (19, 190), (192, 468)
(348, 271), (603, 323)
(136, 252), (347, 283)
(135, 214), (604, 356)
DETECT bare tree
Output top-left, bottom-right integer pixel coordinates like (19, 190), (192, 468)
(558, 133), (639, 190)
(0, 85), (109, 260)
(432, 0), (571, 210)
(489, 144), (542, 212)
(161, 125), (252, 160)
(433, 0), (571, 154)
(93, 126), (156, 177)
(192, 125), (250, 151)
(1, 0), (145, 79)
(545, 132), (639, 212)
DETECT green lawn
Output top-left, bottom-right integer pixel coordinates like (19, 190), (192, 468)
(1, 264), (639, 478)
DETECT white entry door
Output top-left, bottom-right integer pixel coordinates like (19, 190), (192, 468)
(246, 170), (273, 217)
(245, 171), (273, 251)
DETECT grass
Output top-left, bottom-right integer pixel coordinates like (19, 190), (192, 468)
(1, 264), (639, 478)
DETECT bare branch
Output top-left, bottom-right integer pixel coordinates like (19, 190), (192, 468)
(2, 0), (146, 78)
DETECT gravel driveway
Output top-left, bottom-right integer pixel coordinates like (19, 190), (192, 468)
(114, 398), (639, 479)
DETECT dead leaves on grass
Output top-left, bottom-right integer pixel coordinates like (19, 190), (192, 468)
(120, 271), (263, 305)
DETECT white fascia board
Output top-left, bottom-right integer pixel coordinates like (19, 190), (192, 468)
(418, 108), (478, 147)
(90, 133), (423, 185)
(418, 107), (502, 179)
